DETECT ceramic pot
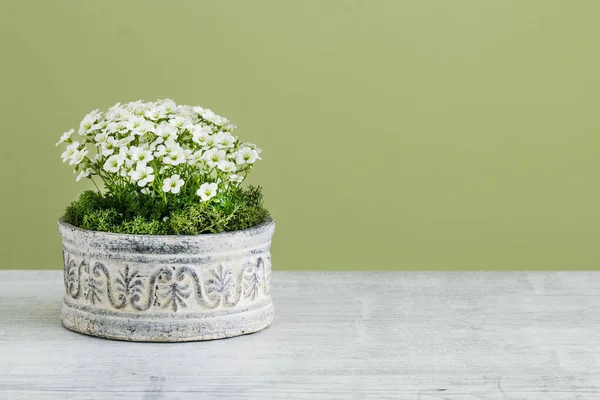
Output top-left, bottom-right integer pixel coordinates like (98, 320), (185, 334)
(58, 218), (275, 342)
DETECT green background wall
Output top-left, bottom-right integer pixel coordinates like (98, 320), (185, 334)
(1, 1), (599, 270)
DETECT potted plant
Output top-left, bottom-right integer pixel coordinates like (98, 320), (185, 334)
(56, 99), (274, 341)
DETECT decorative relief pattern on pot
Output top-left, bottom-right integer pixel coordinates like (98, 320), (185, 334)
(63, 253), (271, 311)
(207, 265), (236, 307)
(114, 265), (144, 309)
(244, 258), (265, 301)
(83, 261), (104, 305)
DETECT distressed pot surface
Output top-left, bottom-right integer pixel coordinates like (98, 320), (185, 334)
(58, 218), (275, 342)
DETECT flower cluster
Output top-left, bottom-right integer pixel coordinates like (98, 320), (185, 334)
(57, 99), (261, 202)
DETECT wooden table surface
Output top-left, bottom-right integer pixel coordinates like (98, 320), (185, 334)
(0, 270), (598, 399)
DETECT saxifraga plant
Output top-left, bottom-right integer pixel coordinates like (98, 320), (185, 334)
(58, 99), (270, 234)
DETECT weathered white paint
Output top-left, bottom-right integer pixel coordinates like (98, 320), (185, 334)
(0, 271), (599, 399)
(58, 218), (275, 341)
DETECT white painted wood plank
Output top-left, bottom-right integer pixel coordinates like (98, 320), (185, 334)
(0, 271), (598, 399)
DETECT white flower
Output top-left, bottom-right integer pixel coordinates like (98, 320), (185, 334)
(69, 148), (88, 166)
(118, 146), (135, 167)
(126, 100), (147, 115)
(141, 120), (156, 134)
(164, 150), (186, 165)
(203, 148), (226, 168)
(92, 120), (109, 132)
(201, 109), (217, 123)
(116, 136), (135, 147)
(126, 116), (146, 132)
(150, 137), (164, 150)
(186, 150), (205, 167)
(61, 142), (81, 163)
(106, 121), (128, 134)
(103, 154), (123, 173)
(196, 182), (218, 201)
(235, 147), (259, 165)
(107, 102), (121, 112)
(155, 123), (178, 139)
(56, 129), (74, 146)
(106, 105), (130, 121)
(154, 144), (170, 158)
(103, 122), (117, 135)
(158, 98), (177, 113)
(216, 132), (235, 149)
(76, 168), (92, 182)
(178, 105), (196, 119)
(94, 131), (109, 145)
(100, 137), (118, 156)
(204, 135), (217, 149)
(217, 160), (236, 173)
(129, 164), (154, 187)
(162, 174), (185, 194)
(229, 174), (244, 183)
(169, 116), (192, 131)
(213, 116), (227, 126)
(222, 122), (237, 132)
(155, 139), (179, 157)
(191, 125), (211, 146)
(131, 147), (155, 164)
(128, 118), (155, 136)
(144, 107), (166, 121)
(78, 110), (101, 135)
(242, 142), (262, 154)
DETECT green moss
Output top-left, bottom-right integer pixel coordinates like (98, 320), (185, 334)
(114, 216), (169, 235)
(81, 209), (120, 232)
(226, 185), (271, 231)
(63, 186), (270, 235)
(63, 190), (107, 227)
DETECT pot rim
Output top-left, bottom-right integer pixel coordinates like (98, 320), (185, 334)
(58, 216), (275, 240)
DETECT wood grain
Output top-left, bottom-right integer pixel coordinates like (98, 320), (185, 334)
(0, 271), (598, 399)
